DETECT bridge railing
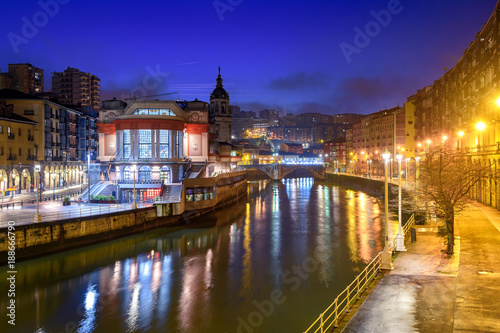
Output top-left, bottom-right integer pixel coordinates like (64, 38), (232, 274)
(303, 213), (415, 333)
(0, 203), (152, 227)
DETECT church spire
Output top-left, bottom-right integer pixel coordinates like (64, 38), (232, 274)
(216, 66), (223, 88)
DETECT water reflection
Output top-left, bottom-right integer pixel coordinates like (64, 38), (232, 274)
(0, 179), (398, 333)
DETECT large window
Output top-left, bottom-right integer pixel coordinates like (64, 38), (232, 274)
(123, 130), (131, 159)
(159, 130), (170, 158)
(132, 108), (175, 116)
(160, 166), (171, 183)
(177, 131), (183, 158)
(139, 166), (151, 182)
(138, 130), (152, 159)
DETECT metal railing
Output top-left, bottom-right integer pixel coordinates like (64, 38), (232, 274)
(0, 203), (152, 227)
(304, 213), (415, 333)
(388, 214), (415, 251)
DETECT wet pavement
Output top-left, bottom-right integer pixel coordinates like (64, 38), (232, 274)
(342, 201), (500, 332)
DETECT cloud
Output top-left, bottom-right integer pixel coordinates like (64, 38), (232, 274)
(268, 71), (330, 90)
(330, 75), (421, 114)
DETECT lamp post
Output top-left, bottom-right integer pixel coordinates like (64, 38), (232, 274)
(381, 150), (393, 270)
(87, 154), (91, 204)
(11, 173), (15, 199)
(405, 158), (410, 183)
(367, 159), (371, 178)
(476, 121), (486, 152)
(395, 154), (406, 251)
(132, 165), (137, 209)
(457, 131), (464, 151)
(34, 164), (41, 222)
(51, 172), (56, 200)
(426, 139), (431, 153)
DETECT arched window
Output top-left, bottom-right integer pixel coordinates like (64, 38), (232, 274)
(123, 166), (131, 181)
(139, 166), (151, 182)
(160, 166), (171, 183)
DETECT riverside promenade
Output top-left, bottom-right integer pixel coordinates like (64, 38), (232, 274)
(0, 185), (151, 226)
(340, 201), (500, 332)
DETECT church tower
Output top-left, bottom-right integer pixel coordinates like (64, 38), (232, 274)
(209, 67), (232, 143)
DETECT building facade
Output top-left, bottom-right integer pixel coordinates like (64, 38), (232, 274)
(52, 67), (101, 112)
(0, 63), (44, 95)
(0, 89), (94, 193)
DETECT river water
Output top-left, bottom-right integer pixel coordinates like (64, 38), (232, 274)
(0, 178), (397, 333)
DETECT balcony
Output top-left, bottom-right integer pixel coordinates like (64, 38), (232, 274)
(27, 155), (37, 161)
(7, 154), (16, 161)
(7, 133), (15, 140)
(52, 156), (63, 161)
(51, 128), (56, 133)
(56, 128), (63, 133)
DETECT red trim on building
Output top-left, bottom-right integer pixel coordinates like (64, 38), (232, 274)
(114, 118), (185, 131)
(185, 123), (210, 134)
(97, 123), (116, 135)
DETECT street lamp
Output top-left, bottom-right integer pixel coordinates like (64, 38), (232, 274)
(476, 121), (486, 152)
(50, 172), (56, 200)
(457, 131), (464, 151)
(381, 150), (393, 270)
(415, 156), (421, 189)
(11, 173), (15, 199)
(405, 158), (410, 183)
(426, 139), (431, 153)
(87, 154), (91, 204)
(367, 160), (371, 178)
(34, 163), (41, 222)
(395, 154), (406, 251)
(132, 165), (137, 209)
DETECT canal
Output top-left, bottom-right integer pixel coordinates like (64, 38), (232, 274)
(0, 178), (398, 333)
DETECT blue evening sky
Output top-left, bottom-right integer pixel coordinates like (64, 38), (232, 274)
(1, 0), (496, 115)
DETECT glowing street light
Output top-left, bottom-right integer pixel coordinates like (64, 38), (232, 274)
(396, 154), (406, 252)
(367, 159), (372, 178)
(476, 122), (486, 151)
(458, 131), (464, 150)
(381, 150), (393, 270)
(426, 139), (431, 153)
(476, 121), (486, 131)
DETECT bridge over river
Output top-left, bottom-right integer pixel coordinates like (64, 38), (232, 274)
(237, 163), (325, 180)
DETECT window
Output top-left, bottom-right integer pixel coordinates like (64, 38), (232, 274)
(18, 128), (21, 136)
(7, 127), (11, 134)
(0, 147), (2, 155)
(0, 126), (2, 133)
(132, 108), (175, 116)
(138, 130), (152, 159)
(160, 166), (171, 183)
(19, 148), (21, 156)
(123, 166), (132, 181)
(159, 130), (170, 158)
(177, 131), (183, 158)
(123, 130), (131, 159)
(138, 166), (151, 182)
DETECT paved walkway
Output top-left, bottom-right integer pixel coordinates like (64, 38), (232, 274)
(0, 185), (151, 226)
(342, 201), (500, 332)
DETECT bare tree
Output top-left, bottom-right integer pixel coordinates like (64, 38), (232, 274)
(415, 146), (491, 254)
